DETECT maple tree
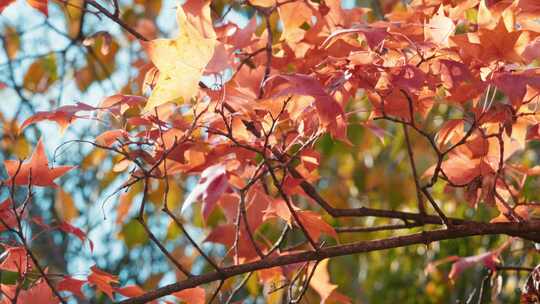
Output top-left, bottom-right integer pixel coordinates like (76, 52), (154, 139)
(2, 0), (540, 303)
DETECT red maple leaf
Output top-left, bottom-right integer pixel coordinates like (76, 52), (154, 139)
(0, 199), (19, 232)
(26, 0), (48, 16)
(182, 164), (230, 221)
(20, 102), (95, 132)
(0, 0), (49, 15)
(0, 246), (32, 273)
(87, 266), (118, 299)
(0, 0), (15, 13)
(57, 276), (87, 299)
(58, 221), (94, 252)
(4, 139), (74, 187)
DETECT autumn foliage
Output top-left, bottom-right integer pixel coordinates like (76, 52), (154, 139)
(2, 0), (540, 303)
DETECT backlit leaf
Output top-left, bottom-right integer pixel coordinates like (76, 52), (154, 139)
(4, 139), (74, 187)
(55, 188), (79, 221)
(23, 54), (57, 93)
(182, 164), (230, 221)
(142, 3), (215, 112)
(87, 266), (118, 299)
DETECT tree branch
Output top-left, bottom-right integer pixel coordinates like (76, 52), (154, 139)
(118, 222), (540, 304)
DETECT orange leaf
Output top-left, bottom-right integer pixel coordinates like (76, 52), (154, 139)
(436, 119), (464, 149)
(55, 188), (79, 222)
(248, 0), (275, 7)
(87, 266), (118, 299)
(480, 20), (528, 63)
(17, 280), (57, 303)
(57, 276), (86, 298)
(263, 198), (292, 223)
(297, 211), (337, 242)
(492, 69), (540, 106)
(264, 74), (348, 142)
(95, 129), (129, 147)
(204, 224), (262, 262)
(0, 199), (18, 232)
(309, 259), (351, 304)
(26, 0), (47, 16)
(182, 0), (216, 40)
(115, 285), (145, 298)
(438, 152), (481, 185)
(490, 204), (535, 223)
(182, 164), (230, 221)
(20, 102), (95, 132)
(173, 287), (206, 304)
(4, 139), (74, 187)
(323, 25), (388, 50)
(278, 1), (315, 44)
(300, 149), (320, 172)
(0, 246), (31, 273)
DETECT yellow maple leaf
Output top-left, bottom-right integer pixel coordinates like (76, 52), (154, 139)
(142, 4), (215, 112)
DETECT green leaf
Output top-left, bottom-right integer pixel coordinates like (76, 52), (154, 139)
(0, 270), (18, 285)
(119, 219), (148, 249)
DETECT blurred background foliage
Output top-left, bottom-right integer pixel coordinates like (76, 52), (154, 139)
(0, 0), (538, 303)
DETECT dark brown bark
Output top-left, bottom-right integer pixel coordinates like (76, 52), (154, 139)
(119, 221), (540, 304)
